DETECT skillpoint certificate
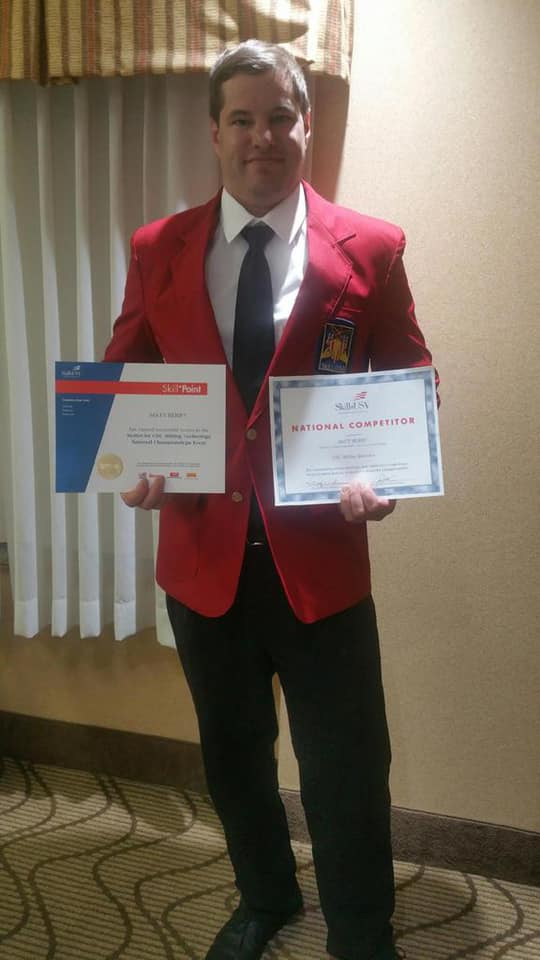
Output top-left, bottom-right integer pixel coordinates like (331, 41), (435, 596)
(55, 361), (226, 493)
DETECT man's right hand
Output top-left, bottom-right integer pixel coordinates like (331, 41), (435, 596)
(121, 476), (167, 510)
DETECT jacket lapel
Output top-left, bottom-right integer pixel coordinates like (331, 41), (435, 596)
(249, 185), (356, 421)
(169, 194), (227, 365)
(167, 186), (357, 421)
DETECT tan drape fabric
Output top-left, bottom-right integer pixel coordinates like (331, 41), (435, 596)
(0, 1), (42, 81)
(0, 0), (354, 84)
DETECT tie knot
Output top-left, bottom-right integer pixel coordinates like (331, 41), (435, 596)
(242, 223), (274, 252)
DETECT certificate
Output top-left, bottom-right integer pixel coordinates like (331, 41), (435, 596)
(270, 367), (443, 505)
(55, 361), (226, 493)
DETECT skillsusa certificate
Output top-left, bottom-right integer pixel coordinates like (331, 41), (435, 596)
(55, 362), (226, 493)
(270, 367), (443, 505)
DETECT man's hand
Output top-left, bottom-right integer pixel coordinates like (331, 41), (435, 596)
(121, 476), (167, 510)
(339, 482), (396, 523)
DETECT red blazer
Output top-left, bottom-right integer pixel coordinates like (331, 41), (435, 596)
(105, 182), (434, 622)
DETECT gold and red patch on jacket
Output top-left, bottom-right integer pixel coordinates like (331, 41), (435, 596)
(317, 319), (355, 373)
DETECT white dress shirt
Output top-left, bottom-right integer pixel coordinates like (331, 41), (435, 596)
(205, 184), (308, 366)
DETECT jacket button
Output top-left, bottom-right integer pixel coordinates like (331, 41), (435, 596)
(231, 491), (244, 503)
(246, 428), (257, 441)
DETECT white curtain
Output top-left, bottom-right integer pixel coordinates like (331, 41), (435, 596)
(0, 75), (220, 642)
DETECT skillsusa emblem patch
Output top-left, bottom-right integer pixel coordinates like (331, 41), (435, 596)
(317, 319), (355, 373)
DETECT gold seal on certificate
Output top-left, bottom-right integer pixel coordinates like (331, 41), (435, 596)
(96, 453), (124, 479)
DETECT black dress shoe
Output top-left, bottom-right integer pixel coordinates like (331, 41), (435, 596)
(374, 944), (406, 959)
(205, 901), (302, 959)
(328, 940), (405, 959)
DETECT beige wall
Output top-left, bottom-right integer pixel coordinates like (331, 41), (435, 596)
(280, 0), (540, 832)
(0, 562), (200, 742)
(1, 0), (539, 833)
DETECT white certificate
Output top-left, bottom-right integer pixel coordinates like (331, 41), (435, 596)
(270, 367), (443, 505)
(55, 361), (226, 493)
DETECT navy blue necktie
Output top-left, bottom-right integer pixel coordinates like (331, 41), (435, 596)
(233, 224), (275, 413)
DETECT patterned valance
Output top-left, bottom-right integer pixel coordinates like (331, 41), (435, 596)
(0, 1), (354, 84)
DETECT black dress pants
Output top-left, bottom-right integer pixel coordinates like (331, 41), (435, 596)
(167, 544), (395, 959)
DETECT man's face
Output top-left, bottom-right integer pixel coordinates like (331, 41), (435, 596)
(211, 70), (311, 216)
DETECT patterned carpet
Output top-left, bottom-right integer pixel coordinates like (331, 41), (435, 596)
(0, 759), (538, 959)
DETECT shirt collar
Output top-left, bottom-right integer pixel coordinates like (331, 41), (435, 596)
(220, 184), (306, 245)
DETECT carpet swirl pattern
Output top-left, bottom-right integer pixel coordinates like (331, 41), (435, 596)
(0, 759), (538, 959)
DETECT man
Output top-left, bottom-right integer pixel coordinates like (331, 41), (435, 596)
(105, 40), (434, 960)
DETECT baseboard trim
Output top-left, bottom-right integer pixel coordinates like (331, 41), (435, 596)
(1, 711), (537, 886)
(0, 710), (206, 792)
(281, 788), (539, 886)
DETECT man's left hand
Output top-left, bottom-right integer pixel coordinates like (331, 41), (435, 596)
(339, 483), (397, 523)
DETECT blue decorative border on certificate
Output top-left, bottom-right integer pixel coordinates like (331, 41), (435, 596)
(271, 367), (443, 503)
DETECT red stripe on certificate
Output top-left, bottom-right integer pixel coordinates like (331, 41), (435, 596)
(56, 381), (208, 395)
